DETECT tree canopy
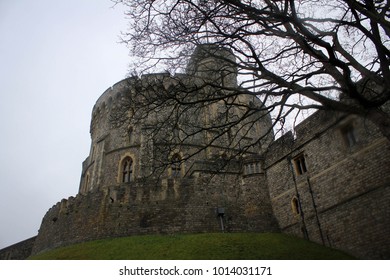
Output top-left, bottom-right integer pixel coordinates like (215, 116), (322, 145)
(113, 0), (390, 141)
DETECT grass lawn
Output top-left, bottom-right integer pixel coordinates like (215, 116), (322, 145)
(30, 233), (355, 260)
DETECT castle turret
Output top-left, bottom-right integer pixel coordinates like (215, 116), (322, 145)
(186, 44), (238, 88)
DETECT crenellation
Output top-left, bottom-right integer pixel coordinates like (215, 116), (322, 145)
(2, 45), (388, 260)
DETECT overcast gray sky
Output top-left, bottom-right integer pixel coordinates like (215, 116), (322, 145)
(0, 0), (130, 248)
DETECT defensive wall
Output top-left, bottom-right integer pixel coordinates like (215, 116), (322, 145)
(2, 109), (389, 259)
(31, 161), (278, 255)
(30, 45), (279, 256)
(265, 110), (390, 259)
(1, 44), (389, 259)
(0, 237), (36, 260)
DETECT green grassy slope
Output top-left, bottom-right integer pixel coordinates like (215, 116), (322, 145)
(30, 233), (355, 260)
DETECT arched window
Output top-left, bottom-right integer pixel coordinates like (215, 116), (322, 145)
(291, 196), (300, 215)
(171, 154), (182, 177)
(341, 123), (357, 148)
(122, 157), (133, 183)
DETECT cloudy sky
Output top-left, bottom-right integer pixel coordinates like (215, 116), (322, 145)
(0, 0), (130, 248)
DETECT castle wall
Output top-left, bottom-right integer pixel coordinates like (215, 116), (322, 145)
(20, 45), (390, 260)
(0, 237), (36, 260)
(32, 169), (278, 255)
(265, 110), (390, 259)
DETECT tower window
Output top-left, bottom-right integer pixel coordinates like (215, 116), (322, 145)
(171, 154), (182, 177)
(293, 154), (307, 175)
(244, 162), (262, 175)
(255, 162), (261, 173)
(291, 196), (300, 215)
(249, 163), (254, 174)
(341, 124), (357, 148)
(128, 127), (134, 144)
(122, 157), (133, 183)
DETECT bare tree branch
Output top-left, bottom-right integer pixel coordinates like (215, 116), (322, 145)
(110, 0), (390, 155)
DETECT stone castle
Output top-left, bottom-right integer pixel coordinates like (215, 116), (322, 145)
(1, 45), (389, 259)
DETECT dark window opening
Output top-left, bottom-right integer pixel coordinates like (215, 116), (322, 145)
(128, 127), (134, 144)
(294, 154), (307, 175)
(244, 162), (262, 175)
(171, 154), (182, 177)
(291, 197), (300, 215)
(341, 124), (357, 148)
(122, 157), (133, 183)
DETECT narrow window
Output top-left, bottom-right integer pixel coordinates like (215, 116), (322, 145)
(341, 124), (357, 148)
(255, 162), (261, 173)
(252, 163), (256, 174)
(128, 127), (134, 144)
(244, 162), (261, 175)
(171, 154), (182, 177)
(122, 157), (133, 183)
(248, 163), (254, 174)
(291, 196), (300, 215)
(244, 164), (249, 175)
(293, 154), (307, 175)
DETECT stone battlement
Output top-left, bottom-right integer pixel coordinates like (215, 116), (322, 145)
(32, 166), (277, 255)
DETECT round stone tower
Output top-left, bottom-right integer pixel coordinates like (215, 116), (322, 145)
(79, 44), (273, 194)
(32, 45), (278, 255)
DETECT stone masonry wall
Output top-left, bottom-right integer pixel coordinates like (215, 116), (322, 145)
(265, 110), (390, 259)
(0, 237), (36, 260)
(32, 169), (278, 255)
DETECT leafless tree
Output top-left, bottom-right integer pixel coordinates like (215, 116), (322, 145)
(111, 0), (390, 157)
